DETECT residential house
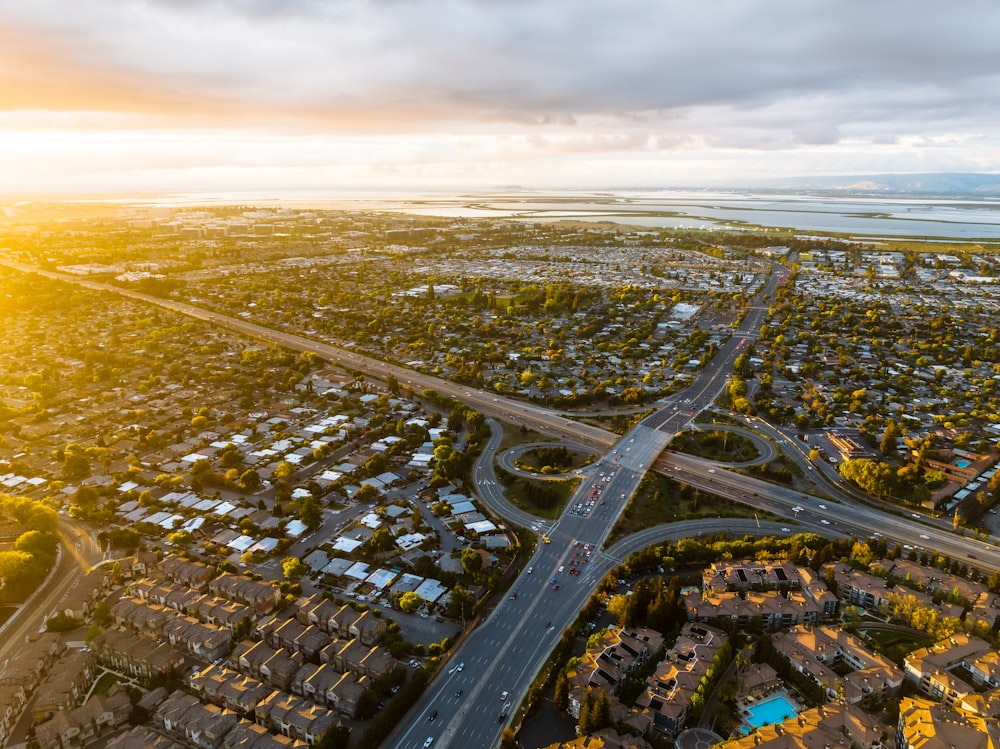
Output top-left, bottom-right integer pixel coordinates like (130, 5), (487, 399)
(325, 672), (369, 719)
(221, 720), (309, 749)
(157, 555), (214, 590)
(163, 615), (232, 661)
(183, 703), (241, 749)
(92, 629), (184, 679)
(209, 573), (281, 613)
(58, 568), (111, 621)
(111, 597), (173, 636)
(260, 649), (305, 691)
(106, 726), (185, 749)
(116, 550), (160, 581)
(255, 690), (339, 744)
(34, 686), (132, 749)
(31, 650), (98, 722)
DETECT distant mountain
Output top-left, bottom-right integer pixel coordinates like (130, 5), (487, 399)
(746, 172), (1000, 197)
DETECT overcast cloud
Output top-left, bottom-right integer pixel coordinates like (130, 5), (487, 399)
(1, 0), (999, 192)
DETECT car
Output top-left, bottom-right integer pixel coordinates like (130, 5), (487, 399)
(455, 689), (462, 697)
(820, 519), (830, 525)
(423, 739), (433, 748)
(526, 566), (533, 574)
(552, 584), (560, 590)
(558, 565), (565, 573)
(509, 592), (518, 600)
(551, 577), (558, 584)
(500, 691), (509, 701)
(457, 662), (464, 671)
(544, 621), (551, 628)
(817, 504), (827, 509)
(912, 513), (921, 519)
(428, 710), (438, 722)
(708, 468), (716, 473)
(920, 534), (930, 540)
(781, 527), (791, 532)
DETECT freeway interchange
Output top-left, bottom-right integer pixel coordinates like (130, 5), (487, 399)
(6, 262), (1000, 749)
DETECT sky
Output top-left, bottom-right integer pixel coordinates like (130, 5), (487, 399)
(2, 0), (1000, 196)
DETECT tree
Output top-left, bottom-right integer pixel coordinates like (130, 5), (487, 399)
(281, 556), (308, 579)
(446, 585), (476, 621)
(554, 670), (569, 711)
(369, 527), (395, 553)
(880, 419), (900, 456)
(460, 548), (483, 577)
(607, 593), (637, 628)
(399, 592), (423, 613)
(239, 468), (262, 492)
(299, 497), (322, 529)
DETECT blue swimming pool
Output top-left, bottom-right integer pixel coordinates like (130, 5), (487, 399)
(955, 459), (972, 468)
(744, 694), (798, 728)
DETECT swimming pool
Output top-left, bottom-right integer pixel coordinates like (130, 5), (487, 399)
(955, 459), (972, 468)
(744, 694), (798, 728)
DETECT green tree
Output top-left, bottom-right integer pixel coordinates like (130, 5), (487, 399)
(282, 556), (308, 579)
(299, 496), (322, 529)
(607, 593), (637, 628)
(399, 592), (424, 613)
(460, 548), (483, 577)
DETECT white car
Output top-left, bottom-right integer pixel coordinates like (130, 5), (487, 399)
(781, 527), (791, 532)
(817, 504), (827, 510)
(558, 565), (565, 573)
(820, 519), (831, 525)
(423, 738), (433, 748)
(919, 534), (930, 540)
(526, 566), (533, 574)
(500, 691), (509, 701)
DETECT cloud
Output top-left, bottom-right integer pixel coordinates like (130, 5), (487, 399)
(2, 0), (1000, 190)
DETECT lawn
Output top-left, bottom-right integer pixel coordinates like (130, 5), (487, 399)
(502, 476), (580, 520)
(857, 626), (935, 665)
(671, 428), (760, 462)
(608, 471), (782, 544)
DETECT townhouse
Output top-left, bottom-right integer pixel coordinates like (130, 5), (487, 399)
(106, 726), (185, 749)
(31, 651), (98, 723)
(157, 556), (214, 590)
(34, 686), (132, 749)
(254, 690), (339, 744)
(209, 573), (282, 614)
(163, 615), (233, 662)
(189, 665), (272, 715)
(91, 629), (184, 680)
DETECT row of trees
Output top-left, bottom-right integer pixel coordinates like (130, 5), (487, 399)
(0, 494), (60, 603)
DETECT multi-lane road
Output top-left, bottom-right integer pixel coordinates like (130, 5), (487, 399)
(0, 519), (103, 669)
